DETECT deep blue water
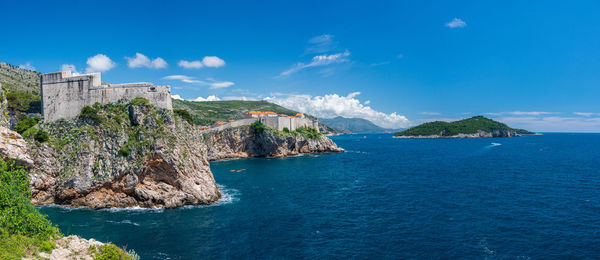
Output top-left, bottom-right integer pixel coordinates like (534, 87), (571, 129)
(40, 133), (600, 259)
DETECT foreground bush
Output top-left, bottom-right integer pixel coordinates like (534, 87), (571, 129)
(0, 158), (60, 258)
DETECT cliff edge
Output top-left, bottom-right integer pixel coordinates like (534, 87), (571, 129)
(207, 125), (344, 161)
(27, 100), (220, 209)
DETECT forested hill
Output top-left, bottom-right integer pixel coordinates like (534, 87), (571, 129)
(394, 116), (533, 137)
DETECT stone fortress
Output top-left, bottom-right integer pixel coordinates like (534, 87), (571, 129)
(41, 71), (172, 122)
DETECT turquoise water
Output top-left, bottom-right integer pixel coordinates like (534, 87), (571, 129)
(40, 134), (600, 259)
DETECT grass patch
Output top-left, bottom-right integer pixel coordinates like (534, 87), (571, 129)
(90, 244), (135, 260)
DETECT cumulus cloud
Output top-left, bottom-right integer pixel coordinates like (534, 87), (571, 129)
(201, 56), (226, 68)
(278, 50), (351, 77)
(171, 94), (222, 102)
(264, 92), (410, 129)
(86, 54), (116, 73)
(163, 75), (234, 88)
(178, 56), (226, 69)
(171, 94), (184, 100)
(446, 18), (467, 28)
(125, 53), (167, 69)
(60, 64), (80, 75)
(18, 62), (35, 71)
(193, 95), (221, 101)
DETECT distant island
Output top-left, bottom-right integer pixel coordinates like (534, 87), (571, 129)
(394, 116), (534, 138)
(320, 116), (404, 134)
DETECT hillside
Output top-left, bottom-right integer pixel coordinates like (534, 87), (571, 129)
(0, 62), (40, 95)
(394, 116), (533, 138)
(173, 99), (306, 126)
(320, 116), (401, 134)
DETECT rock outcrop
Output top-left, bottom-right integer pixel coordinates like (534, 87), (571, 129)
(28, 101), (220, 209)
(206, 126), (344, 161)
(0, 85), (8, 128)
(0, 126), (34, 167)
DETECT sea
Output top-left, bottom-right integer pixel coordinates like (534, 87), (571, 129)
(39, 133), (600, 259)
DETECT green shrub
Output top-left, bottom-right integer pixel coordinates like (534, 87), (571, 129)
(90, 244), (134, 260)
(295, 127), (322, 139)
(118, 145), (131, 157)
(0, 158), (58, 238)
(174, 109), (194, 125)
(79, 105), (103, 124)
(282, 127), (290, 133)
(39, 240), (56, 253)
(129, 97), (150, 106)
(5, 92), (41, 113)
(34, 129), (49, 143)
(14, 116), (41, 134)
(250, 121), (266, 133)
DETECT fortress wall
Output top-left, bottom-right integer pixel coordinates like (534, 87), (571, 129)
(42, 72), (172, 122)
(208, 118), (258, 132)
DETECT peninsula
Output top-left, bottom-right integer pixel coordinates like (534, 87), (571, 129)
(394, 116), (534, 138)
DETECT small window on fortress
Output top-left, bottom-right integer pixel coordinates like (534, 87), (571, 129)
(149, 87), (157, 92)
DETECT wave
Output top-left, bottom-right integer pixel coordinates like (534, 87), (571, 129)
(106, 220), (141, 226)
(180, 184), (240, 210)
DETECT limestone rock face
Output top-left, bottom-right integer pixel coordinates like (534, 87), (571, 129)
(207, 126), (344, 161)
(0, 86), (8, 128)
(0, 126), (34, 167)
(29, 102), (220, 209)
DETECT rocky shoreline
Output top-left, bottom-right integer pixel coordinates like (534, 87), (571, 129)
(207, 126), (344, 161)
(393, 129), (523, 138)
(1, 101), (343, 209)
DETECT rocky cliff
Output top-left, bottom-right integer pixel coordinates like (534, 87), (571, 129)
(27, 100), (220, 209)
(206, 126), (344, 161)
(0, 86), (8, 128)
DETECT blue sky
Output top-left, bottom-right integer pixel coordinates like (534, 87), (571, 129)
(2, 0), (600, 131)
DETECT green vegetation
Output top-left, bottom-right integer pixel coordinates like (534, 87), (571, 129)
(129, 97), (150, 106)
(0, 62), (41, 96)
(5, 92), (41, 114)
(14, 116), (40, 134)
(294, 127), (322, 139)
(0, 158), (60, 259)
(173, 109), (193, 125)
(33, 129), (49, 143)
(79, 104), (103, 124)
(250, 121), (266, 133)
(90, 244), (135, 260)
(394, 116), (532, 136)
(172, 99), (308, 126)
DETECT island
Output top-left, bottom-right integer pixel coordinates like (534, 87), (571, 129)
(393, 116), (534, 138)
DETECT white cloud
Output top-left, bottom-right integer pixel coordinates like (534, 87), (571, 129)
(60, 64), (80, 75)
(178, 60), (204, 69)
(163, 75), (234, 88)
(125, 53), (167, 69)
(210, 81), (234, 89)
(194, 95), (221, 101)
(18, 62), (35, 71)
(305, 34), (337, 54)
(86, 54), (116, 73)
(446, 18), (467, 28)
(171, 94), (184, 100)
(178, 56), (226, 69)
(202, 56), (226, 68)
(573, 112), (599, 117)
(278, 50), (351, 77)
(264, 92), (410, 129)
(364, 100), (371, 105)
